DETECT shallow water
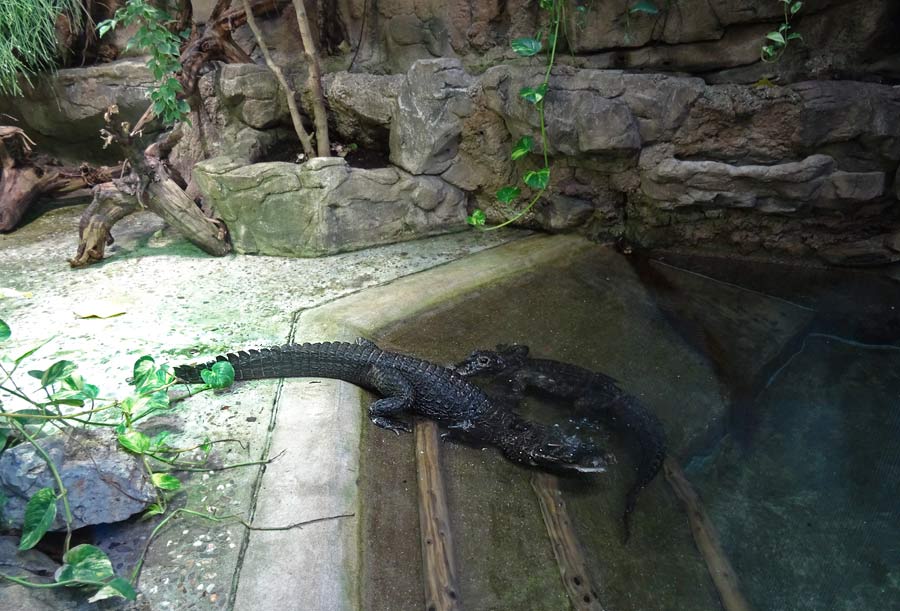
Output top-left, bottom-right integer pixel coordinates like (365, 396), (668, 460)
(363, 246), (900, 611)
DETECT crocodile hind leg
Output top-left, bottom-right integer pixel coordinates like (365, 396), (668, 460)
(363, 365), (415, 434)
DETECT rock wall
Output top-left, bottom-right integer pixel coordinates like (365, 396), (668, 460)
(1, 0), (898, 262)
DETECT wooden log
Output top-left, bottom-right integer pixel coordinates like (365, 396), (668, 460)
(415, 419), (461, 611)
(531, 473), (605, 611)
(664, 458), (753, 611)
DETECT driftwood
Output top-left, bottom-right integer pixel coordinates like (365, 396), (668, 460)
(70, 123), (228, 267)
(531, 473), (606, 611)
(70, 1), (292, 265)
(0, 127), (120, 232)
(414, 419), (461, 611)
(664, 459), (753, 611)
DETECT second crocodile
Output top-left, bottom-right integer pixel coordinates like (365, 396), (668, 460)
(174, 339), (607, 473)
(454, 344), (667, 541)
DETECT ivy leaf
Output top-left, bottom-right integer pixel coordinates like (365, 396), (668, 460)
(151, 473), (182, 491)
(630, 1), (659, 14)
(510, 37), (542, 57)
(141, 503), (165, 520)
(132, 356), (156, 389)
(766, 31), (786, 45)
(117, 430), (151, 455)
(523, 167), (551, 190)
(15, 337), (54, 365)
(56, 544), (115, 583)
(19, 488), (57, 550)
(790, 2), (803, 15)
(510, 136), (533, 161)
(200, 361), (235, 389)
(0, 319), (9, 342)
(519, 84), (548, 105)
(41, 360), (77, 388)
(88, 577), (137, 602)
(150, 431), (172, 452)
(466, 210), (487, 227)
(787, 32), (803, 41)
(496, 186), (521, 204)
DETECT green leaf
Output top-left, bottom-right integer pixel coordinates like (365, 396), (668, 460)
(141, 503), (165, 519)
(57, 544), (115, 582)
(496, 186), (521, 204)
(200, 361), (235, 389)
(523, 167), (551, 190)
(27, 370), (44, 380)
(88, 577), (137, 602)
(510, 136), (533, 161)
(150, 431), (172, 452)
(787, 32), (803, 41)
(135, 391), (170, 420)
(41, 360), (77, 388)
(0, 428), (10, 450)
(790, 2), (803, 15)
(117, 430), (151, 455)
(0, 320), (9, 342)
(47, 390), (85, 407)
(510, 37), (542, 57)
(62, 374), (84, 391)
(766, 31), (786, 45)
(519, 83), (548, 105)
(200, 436), (212, 454)
(132, 356), (156, 389)
(151, 473), (182, 491)
(19, 488), (57, 550)
(82, 384), (100, 399)
(630, 1), (659, 14)
(466, 209), (487, 227)
(15, 337), (54, 365)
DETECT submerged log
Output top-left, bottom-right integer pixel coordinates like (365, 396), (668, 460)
(415, 419), (461, 611)
(531, 473), (606, 611)
(664, 458), (753, 611)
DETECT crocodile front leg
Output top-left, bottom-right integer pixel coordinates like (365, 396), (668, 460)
(363, 365), (414, 434)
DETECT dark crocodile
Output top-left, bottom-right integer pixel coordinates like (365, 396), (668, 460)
(174, 339), (606, 473)
(454, 344), (667, 541)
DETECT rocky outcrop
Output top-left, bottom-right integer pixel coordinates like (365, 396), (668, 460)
(0, 429), (154, 531)
(0, 59), (154, 163)
(384, 58), (900, 264)
(192, 156), (467, 257)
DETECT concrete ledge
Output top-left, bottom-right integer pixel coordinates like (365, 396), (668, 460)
(232, 234), (595, 610)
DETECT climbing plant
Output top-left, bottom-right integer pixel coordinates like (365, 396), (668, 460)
(97, 0), (190, 126)
(0, 0), (84, 96)
(761, 0), (803, 62)
(0, 318), (253, 602)
(467, 0), (659, 230)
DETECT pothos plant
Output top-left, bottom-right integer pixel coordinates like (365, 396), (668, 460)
(97, 0), (191, 126)
(466, 0), (660, 230)
(761, 0), (803, 62)
(0, 318), (241, 602)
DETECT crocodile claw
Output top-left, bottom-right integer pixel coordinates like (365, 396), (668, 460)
(371, 416), (412, 435)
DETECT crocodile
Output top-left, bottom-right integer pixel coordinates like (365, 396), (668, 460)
(454, 344), (667, 541)
(173, 339), (607, 473)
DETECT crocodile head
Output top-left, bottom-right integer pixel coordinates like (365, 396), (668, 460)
(502, 430), (608, 474)
(454, 343), (530, 377)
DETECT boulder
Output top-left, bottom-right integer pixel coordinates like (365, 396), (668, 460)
(193, 156), (467, 257)
(0, 429), (155, 531)
(389, 58), (476, 175)
(323, 72), (404, 149)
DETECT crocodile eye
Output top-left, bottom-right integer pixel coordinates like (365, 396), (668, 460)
(477, 356), (491, 366)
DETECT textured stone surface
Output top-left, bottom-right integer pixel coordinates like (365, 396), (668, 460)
(193, 156), (467, 256)
(389, 58), (476, 175)
(0, 59), (154, 163)
(324, 71), (404, 148)
(0, 428), (154, 531)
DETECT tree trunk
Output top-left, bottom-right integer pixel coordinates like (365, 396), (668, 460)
(292, 0), (330, 156)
